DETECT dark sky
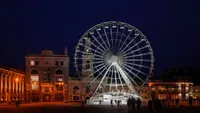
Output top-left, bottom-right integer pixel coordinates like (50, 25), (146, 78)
(0, 0), (200, 75)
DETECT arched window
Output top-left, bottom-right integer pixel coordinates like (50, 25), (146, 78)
(73, 86), (80, 94)
(56, 69), (63, 74)
(31, 69), (38, 74)
(86, 60), (90, 69)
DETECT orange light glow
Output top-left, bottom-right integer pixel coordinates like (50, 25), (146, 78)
(15, 78), (19, 82)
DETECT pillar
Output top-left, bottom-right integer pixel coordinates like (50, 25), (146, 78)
(16, 76), (18, 100)
(12, 77), (15, 100)
(8, 76), (11, 102)
(22, 78), (24, 100)
(19, 77), (21, 100)
(0, 74), (3, 101)
(4, 75), (7, 101)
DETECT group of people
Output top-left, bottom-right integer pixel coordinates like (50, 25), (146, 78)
(148, 98), (163, 113)
(127, 97), (141, 113)
(15, 100), (21, 107)
(110, 99), (121, 108)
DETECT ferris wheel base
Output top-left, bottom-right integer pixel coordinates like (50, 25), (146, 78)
(88, 92), (142, 105)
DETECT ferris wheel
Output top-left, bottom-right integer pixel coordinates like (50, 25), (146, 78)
(74, 21), (154, 102)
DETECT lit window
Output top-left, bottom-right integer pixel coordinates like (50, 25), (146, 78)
(31, 61), (35, 65)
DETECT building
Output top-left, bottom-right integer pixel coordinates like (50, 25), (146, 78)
(0, 66), (25, 102)
(148, 76), (193, 100)
(25, 49), (69, 102)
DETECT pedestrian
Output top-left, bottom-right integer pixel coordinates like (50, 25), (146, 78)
(18, 100), (20, 107)
(189, 97), (192, 107)
(131, 97), (136, 113)
(111, 99), (113, 108)
(99, 100), (101, 105)
(154, 98), (163, 113)
(148, 100), (153, 113)
(127, 97), (132, 113)
(136, 98), (142, 113)
(117, 100), (120, 108)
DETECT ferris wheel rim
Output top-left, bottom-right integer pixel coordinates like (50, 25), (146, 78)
(74, 21), (154, 91)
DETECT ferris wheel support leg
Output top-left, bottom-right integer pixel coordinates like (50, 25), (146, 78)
(90, 64), (112, 100)
(114, 62), (140, 97)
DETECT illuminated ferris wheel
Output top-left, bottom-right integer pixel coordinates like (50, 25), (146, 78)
(74, 21), (154, 103)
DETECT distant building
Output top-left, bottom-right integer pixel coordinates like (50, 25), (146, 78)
(148, 76), (193, 100)
(25, 49), (69, 102)
(0, 67), (25, 102)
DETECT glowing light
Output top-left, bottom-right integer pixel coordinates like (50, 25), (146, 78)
(15, 78), (19, 82)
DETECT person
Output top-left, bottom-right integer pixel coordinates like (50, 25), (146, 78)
(175, 98), (179, 106)
(99, 100), (101, 105)
(148, 100), (153, 113)
(198, 98), (200, 106)
(154, 98), (163, 113)
(81, 100), (84, 107)
(189, 97), (192, 107)
(117, 100), (120, 108)
(110, 99), (113, 108)
(136, 98), (142, 113)
(132, 97), (136, 113)
(18, 100), (20, 107)
(127, 97), (132, 113)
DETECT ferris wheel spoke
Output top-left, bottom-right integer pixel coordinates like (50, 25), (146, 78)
(114, 66), (118, 91)
(114, 25), (119, 50)
(102, 27), (111, 50)
(96, 30), (110, 52)
(76, 60), (104, 67)
(124, 51), (153, 59)
(121, 64), (145, 84)
(121, 45), (150, 57)
(116, 68), (124, 92)
(110, 25), (114, 50)
(91, 64), (112, 98)
(109, 66), (114, 92)
(75, 57), (102, 61)
(119, 39), (145, 57)
(122, 69), (141, 88)
(117, 29), (125, 50)
(118, 30), (133, 53)
(82, 62), (106, 74)
(124, 61), (151, 69)
(125, 59), (153, 62)
(91, 34), (108, 53)
(89, 63), (111, 85)
(118, 33), (139, 54)
(123, 63), (148, 77)
(78, 43), (105, 56)
(102, 69), (111, 92)
(82, 62), (109, 82)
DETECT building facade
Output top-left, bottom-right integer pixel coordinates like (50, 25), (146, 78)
(25, 49), (69, 102)
(148, 78), (193, 100)
(0, 67), (25, 102)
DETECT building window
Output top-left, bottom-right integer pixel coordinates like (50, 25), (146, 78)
(86, 60), (90, 69)
(60, 62), (64, 66)
(35, 61), (39, 65)
(56, 76), (63, 82)
(30, 61), (35, 66)
(73, 86), (80, 94)
(56, 84), (63, 91)
(31, 69), (39, 74)
(55, 61), (59, 66)
(56, 69), (63, 75)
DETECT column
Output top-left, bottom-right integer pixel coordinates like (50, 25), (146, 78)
(4, 75), (7, 101)
(12, 77), (15, 101)
(16, 76), (18, 100)
(0, 74), (3, 101)
(19, 77), (21, 100)
(22, 78), (24, 100)
(8, 76), (11, 102)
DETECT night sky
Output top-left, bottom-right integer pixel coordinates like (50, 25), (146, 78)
(0, 0), (200, 75)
